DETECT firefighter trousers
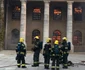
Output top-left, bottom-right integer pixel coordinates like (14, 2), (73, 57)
(63, 53), (68, 68)
(33, 50), (40, 66)
(51, 56), (59, 70)
(44, 55), (50, 69)
(17, 54), (26, 67)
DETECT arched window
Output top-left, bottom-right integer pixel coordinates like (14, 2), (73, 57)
(52, 30), (61, 43)
(73, 30), (82, 45)
(32, 29), (40, 44)
(11, 29), (19, 44)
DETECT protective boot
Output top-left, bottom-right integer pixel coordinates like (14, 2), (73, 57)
(44, 65), (49, 69)
(22, 66), (27, 68)
(17, 65), (20, 68)
(51, 68), (55, 70)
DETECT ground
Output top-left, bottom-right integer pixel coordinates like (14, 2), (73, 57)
(0, 50), (85, 70)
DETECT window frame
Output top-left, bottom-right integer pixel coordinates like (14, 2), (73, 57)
(12, 5), (21, 20)
(73, 4), (83, 21)
(11, 29), (19, 44)
(73, 30), (82, 45)
(32, 7), (41, 20)
(52, 30), (61, 43)
(53, 7), (62, 20)
(32, 29), (40, 44)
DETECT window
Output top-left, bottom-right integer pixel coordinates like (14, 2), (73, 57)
(52, 30), (61, 43)
(53, 8), (62, 20)
(73, 30), (82, 45)
(32, 8), (41, 20)
(73, 6), (82, 21)
(12, 5), (21, 20)
(11, 29), (19, 44)
(32, 29), (40, 43)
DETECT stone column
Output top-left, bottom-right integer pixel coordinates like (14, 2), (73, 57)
(0, 0), (4, 50)
(5, 0), (8, 49)
(20, 0), (27, 44)
(43, 1), (50, 46)
(67, 1), (74, 53)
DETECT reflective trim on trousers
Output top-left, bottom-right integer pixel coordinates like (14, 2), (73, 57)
(44, 64), (49, 66)
(22, 64), (26, 66)
(52, 66), (55, 68)
(56, 66), (59, 68)
(20, 52), (24, 55)
(64, 64), (68, 66)
(49, 48), (52, 50)
(63, 52), (68, 54)
(34, 62), (39, 64)
(17, 64), (20, 66)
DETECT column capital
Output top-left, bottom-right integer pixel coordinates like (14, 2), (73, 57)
(67, 1), (74, 4)
(44, 0), (50, 3)
(1, 0), (4, 3)
(20, 0), (27, 2)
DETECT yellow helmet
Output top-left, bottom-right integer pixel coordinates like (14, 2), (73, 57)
(34, 36), (39, 39)
(46, 38), (51, 43)
(19, 38), (24, 42)
(62, 37), (67, 41)
(54, 40), (59, 45)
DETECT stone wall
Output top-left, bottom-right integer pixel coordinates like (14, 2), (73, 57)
(28, 0), (85, 2)
(0, 0), (5, 50)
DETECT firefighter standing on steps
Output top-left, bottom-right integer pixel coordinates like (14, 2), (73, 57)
(16, 38), (26, 68)
(32, 36), (42, 67)
(51, 40), (60, 70)
(43, 38), (51, 69)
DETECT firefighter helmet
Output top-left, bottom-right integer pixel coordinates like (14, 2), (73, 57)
(54, 40), (59, 45)
(34, 36), (39, 39)
(19, 38), (24, 42)
(62, 37), (67, 41)
(46, 38), (51, 43)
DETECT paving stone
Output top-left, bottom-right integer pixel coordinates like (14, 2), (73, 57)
(0, 51), (85, 70)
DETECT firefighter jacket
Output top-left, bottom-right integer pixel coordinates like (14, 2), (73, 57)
(32, 41), (42, 52)
(16, 42), (26, 56)
(43, 43), (51, 56)
(50, 45), (61, 59)
(61, 40), (69, 53)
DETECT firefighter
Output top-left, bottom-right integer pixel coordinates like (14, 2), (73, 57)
(61, 37), (69, 69)
(58, 42), (63, 65)
(51, 40), (60, 70)
(16, 38), (26, 68)
(43, 38), (51, 69)
(32, 36), (42, 67)
(67, 42), (71, 66)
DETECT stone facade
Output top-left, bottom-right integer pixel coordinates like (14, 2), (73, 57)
(3, 0), (85, 52)
(0, 0), (4, 50)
